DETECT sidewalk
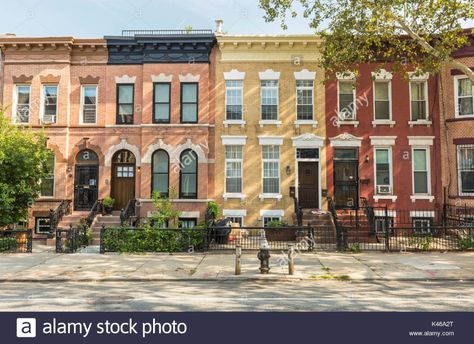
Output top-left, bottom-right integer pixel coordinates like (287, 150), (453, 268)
(1, 247), (474, 282)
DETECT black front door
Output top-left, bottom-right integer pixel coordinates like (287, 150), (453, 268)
(334, 148), (359, 209)
(298, 162), (319, 208)
(74, 165), (99, 211)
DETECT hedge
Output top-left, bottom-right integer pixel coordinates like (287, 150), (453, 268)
(0, 237), (17, 252)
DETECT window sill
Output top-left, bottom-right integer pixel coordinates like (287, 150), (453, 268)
(294, 120), (318, 128)
(410, 195), (435, 202)
(372, 120), (396, 127)
(259, 193), (283, 200)
(223, 120), (246, 128)
(408, 120), (432, 127)
(338, 120), (359, 128)
(223, 193), (246, 200)
(373, 195), (397, 202)
(259, 120), (282, 127)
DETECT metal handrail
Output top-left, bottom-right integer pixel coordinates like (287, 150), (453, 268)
(85, 199), (102, 227)
(120, 199), (137, 226)
(49, 200), (72, 232)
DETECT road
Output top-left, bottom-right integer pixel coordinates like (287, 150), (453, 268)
(1, 280), (473, 311)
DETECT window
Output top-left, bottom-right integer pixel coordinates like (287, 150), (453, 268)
(338, 81), (355, 120)
(180, 149), (197, 199)
(374, 81), (391, 120)
(40, 153), (55, 197)
(152, 150), (169, 197)
(116, 166), (134, 178)
(296, 148), (319, 159)
(375, 148), (392, 194)
(153, 83), (171, 123)
(296, 80), (314, 120)
(262, 145), (280, 194)
(179, 218), (197, 229)
(225, 145), (243, 193)
(227, 216), (243, 226)
(181, 83), (198, 123)
(116, 84), (134, 124)
(457, 145), (474, 195)
(14, 85), (31, 123)
(35, 217), (51, 234)
(413, 218), (432, 234)
(225, 80), (243, 120)
(413, 148), (430, 194)
(81, 85), (97, 124)
(410, 81), (428, 120)
(456, 77), (474, 117)
(260, 80), (278, 120)
(263, 216), (281, 227)
(42, 85), (58, 123)
(374, 217), (393, 233)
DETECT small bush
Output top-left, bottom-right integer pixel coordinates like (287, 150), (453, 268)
(459, 236), (474, 250)
(0, 237), (17, 252)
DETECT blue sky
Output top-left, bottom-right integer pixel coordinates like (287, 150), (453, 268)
(0, 0), (472, 38)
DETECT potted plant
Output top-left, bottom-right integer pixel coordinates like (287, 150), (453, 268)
(102, 197), (115, 215)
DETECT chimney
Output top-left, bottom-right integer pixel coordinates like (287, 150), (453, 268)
(215, 19), (224, 35)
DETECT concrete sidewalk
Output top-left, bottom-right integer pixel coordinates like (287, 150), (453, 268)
(1, 248), (474, 282)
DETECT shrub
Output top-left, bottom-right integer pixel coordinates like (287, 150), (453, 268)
(102, 197), (115, 207)
(0, 237), (17, 252)
(459, 236), (474, 250)
(265, 220), (286, 228)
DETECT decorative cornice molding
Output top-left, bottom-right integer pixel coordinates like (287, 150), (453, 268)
(294, 69), (316, 80)
(329, 133), (363, 147)
(12, 74), (33, 83)
(39, 74), (61, 83)
(371, 69), (393, 80)
(151, 73), (172, 83)
(115, 75), (136, 84)
(221, 135), (247, 145)
(292, 133), (325, 148)
(370, 136), (397, 146)
(408, 71), (429, 81)
(258, 136), (284, 146)
(336, 71), (356, 80)
(179, 73), (200, 82)
(258, 69), (280, 80)
(105, 138), (141, 167)
(224, 69), (245, 80)
(79, 75), (100, 84)
(408, 136), (435, 146)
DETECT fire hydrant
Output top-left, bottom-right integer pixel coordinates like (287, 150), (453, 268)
(257, 229), (270, 274)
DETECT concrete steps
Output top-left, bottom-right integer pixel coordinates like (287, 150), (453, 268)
(90, 215), (122, 245)
(293, 209), (337, 244)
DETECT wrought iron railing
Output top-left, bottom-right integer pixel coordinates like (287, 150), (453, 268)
(122, 29), (213, 37)
(49, 200), (72, 232)
(85, 199), (102, 227)
(120, 199), (137, 226)
(55, 224), (88, 253)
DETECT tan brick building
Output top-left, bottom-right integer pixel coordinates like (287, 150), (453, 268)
(214, 35), (326, 226)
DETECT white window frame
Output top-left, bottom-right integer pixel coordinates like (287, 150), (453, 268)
(40, 84), (59, 123)
(457, 144), (474, 196)
(263, 216), (282, 226)
(337, 80), (357, 121)
(409, 80), (429, 121)
(295, 79), (314, 121)
(261, 145), (280, 197)
(374, 147), (393, 195)
(411, 147), (431, 196)
(372, 80), (394, 125)
(224, 80), (245, 126)
(260, 79), (279, 121)
(12, 84), (31, 124)
(454, 75), (474, 118)
(80, 85), (98, 125)
(223, 209), (246, 226)
(35, 217), (51, 234)
(224, 145), (244, 199)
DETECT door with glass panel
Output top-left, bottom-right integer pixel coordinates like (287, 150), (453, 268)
(334, 148), (359, 209)
(111, 150), (136, 210)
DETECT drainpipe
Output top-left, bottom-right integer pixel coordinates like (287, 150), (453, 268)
(0, 48), (4, 106)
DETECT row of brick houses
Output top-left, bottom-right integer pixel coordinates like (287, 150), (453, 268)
(0, 25), (473, 237)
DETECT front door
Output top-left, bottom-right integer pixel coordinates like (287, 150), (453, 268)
(74, 165), (99, 211)
(111, 150), (136, 210)
(298, 162), (319, 208)
(334, 148), (359, 209)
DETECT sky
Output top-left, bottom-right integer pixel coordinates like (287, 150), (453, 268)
(0, 0), (314, 37)
(0, 0), (472, 38)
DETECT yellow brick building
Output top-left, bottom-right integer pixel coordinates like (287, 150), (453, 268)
(214, 35), (326, 226)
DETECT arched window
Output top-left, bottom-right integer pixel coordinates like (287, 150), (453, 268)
(152, 150), (169, 197)
(179, 149), (197, 199)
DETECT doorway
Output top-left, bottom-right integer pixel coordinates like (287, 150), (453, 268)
(298, 161), (319, 209)
(333, 148), (359, 209)
(111, 150), (136, 210)
(74, 149), (99, 211)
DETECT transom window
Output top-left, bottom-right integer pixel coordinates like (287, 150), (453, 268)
(116, 166), (134, 178)
(262, 145), (280, 194)
(412, 148), (430, 195)
(14, 85), (31, 123)
(76, 149), (99, 164)
(457, 144), (474, 195)
(153, 83), (171, 123)
(261, 80), (278, 120)
(296, 80), (314, 120)
(181, 83), (198, 123)
(456, 77), (474, 117)
(152, 150), (169, 197)
(81, 85), (97, 124)
(338, 81), (355, 120)
(410, 81), (428, 120)
(42, 85), (58, 123)
(180, 149), (197, 199)
(225, 80), (243, 120)
(225, 145), (243, 193)
(296, 148), (319, 159)
(374, 81), (391, 120)
(116, 84), (134, 124)
(113, 150), (136, 164)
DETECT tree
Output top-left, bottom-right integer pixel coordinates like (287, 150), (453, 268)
(260, 0), (474, 82)
(0, 111), (51, 227)
(150, 188), (181, 228)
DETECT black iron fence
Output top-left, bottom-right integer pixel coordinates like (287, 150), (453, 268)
(55, 225), (88, 253)
(99, 225), (315, 253)
(0, 229), (32, 253)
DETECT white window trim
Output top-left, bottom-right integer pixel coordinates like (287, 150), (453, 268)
(224, 145), (245, 200)
(294, 69), (316, 80)
(374, 210), (397, 217)
(291, 133), (325, 148)
(12, 84), (31, 124)
(260, 79), (279, 121)
(223, 209), (247, 217)
(370, 136), (397, 146)
(115, 75), (136, 84)
(410, 210), (435, 218)
(408, 136), (435, 147)
(294, 119), (318, 128)
(457, 144), (474, 196)
(454, 75), (474, 118)
(259, 119), (282, 127)
(180, 211), (200, 218)
(295, 79), (314, 121)
(372, 79), (394, 125)
(409, 79), (430, 122)
(337, 80), (357, 122)
(79, 85), (98, 125)
(221, 135), (247, 146)
(411, 147), (432, 198)
(259, 69), (280, 80)
(260, 209), (284, 217)
(225, 79), (244, 123)
(260, 145), (281, 198)
(40, 84), (59, 124)
(258, 136), (284, 146)
(373, 146), (394, 198)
